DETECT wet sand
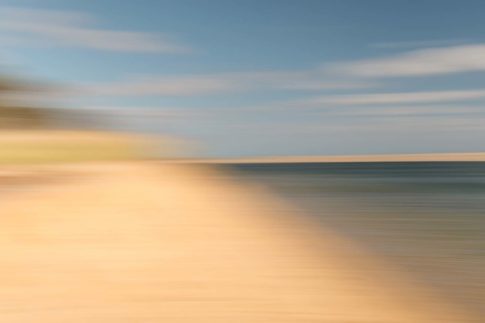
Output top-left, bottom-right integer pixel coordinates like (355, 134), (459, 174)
(0, 162), (477, 322)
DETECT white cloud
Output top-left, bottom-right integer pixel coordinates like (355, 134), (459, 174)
(333, 43), (485, 77)
(75, 71), (372, 97)
(371, 39), (472, 49)
(79, 106), (196, 118)
(298, 89), (485, 106)
(220, 71), (372, 91)
(0, 7), (189, 53)
(0, 68), (373, 100)
(328, 105), (485, 117)
(82, 76), (235, 96)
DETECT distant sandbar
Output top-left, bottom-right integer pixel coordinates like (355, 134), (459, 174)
(180, 152), (485, 164)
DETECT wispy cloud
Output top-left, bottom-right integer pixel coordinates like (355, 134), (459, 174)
(299, 89), (485, 106)
(0, 7), (189, 53)
(326, 105), (485, 117)
(332, 43), (485, 77)
(82, 75), (235, 96)
(371, 39), (473, 49)
(76, 70), (373, 97)
(0, 67), (374, 101)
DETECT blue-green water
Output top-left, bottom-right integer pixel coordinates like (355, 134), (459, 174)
(226, 162), (485, 315)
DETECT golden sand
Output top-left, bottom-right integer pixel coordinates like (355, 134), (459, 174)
(0, 163), (477, 322)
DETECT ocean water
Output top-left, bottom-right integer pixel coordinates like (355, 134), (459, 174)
(225, 162), (485, 316)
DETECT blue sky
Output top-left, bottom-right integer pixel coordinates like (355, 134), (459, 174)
(1, 0), (485, 157)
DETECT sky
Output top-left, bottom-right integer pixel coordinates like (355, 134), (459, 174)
(1, 0), (485, 157)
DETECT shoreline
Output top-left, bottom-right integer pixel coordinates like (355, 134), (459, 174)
(0, 162), (478, 322)
(176, 152), (485, 164)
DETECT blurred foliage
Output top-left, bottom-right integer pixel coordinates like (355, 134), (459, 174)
(0, 73), (103, 130)
(0, 106), (54, 129)
(0, 131), (154, 164)
(0, 75), (43, 92)
(0, 73), (168, 164)
(0, 74), (54, 129)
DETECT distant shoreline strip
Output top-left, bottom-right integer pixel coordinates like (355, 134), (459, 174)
(172, 152), (485, 164)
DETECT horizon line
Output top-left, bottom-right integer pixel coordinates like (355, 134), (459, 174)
(174, 152), (485, 164)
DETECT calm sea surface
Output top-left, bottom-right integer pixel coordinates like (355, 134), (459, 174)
(225, 162), (485, 315)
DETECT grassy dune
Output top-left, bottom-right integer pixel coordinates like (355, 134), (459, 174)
(0, 130), (162, 164)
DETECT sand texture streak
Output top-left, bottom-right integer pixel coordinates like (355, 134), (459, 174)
(0, 163), (477, 322)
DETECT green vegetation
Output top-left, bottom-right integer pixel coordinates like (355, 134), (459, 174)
(0, 131), (157, 164)
(0, 73), (168, 164)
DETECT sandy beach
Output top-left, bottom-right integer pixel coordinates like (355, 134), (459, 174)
(0, 162), (478, 322)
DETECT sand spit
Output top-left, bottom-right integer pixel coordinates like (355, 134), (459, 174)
(183, 152), (485, 164)
(0, 163), (477, 322)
